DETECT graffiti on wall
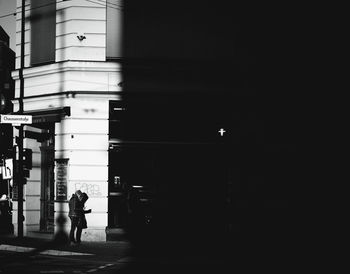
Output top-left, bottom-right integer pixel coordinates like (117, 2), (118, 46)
(75, 182), (102, 197)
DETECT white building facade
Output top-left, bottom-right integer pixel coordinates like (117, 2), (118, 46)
(10, 0), (233, 244)
(11, 0), (123, 241)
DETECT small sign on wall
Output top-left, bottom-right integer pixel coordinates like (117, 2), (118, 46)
(55, 158), (69, 201)
(0, 159), (13, 180)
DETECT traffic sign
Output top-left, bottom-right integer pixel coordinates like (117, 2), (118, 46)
(0, 114), (32, 125)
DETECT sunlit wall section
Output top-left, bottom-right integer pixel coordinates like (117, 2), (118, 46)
(55, 95), (117, 241)
(56, 0), (107, 62)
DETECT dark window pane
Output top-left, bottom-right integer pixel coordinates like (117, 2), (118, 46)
(106, 0), (123, 59)
(30, 0), (56, 66)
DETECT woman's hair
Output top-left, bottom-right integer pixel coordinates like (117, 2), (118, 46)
(75, 190), (82, 197)
(81, 192), (89, 203)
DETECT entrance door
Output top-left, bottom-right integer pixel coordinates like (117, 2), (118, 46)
(39, 127), (55, 232)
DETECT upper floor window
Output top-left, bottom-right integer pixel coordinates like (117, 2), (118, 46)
(30, 0), (56, 66)
(106, 0), (123, 59)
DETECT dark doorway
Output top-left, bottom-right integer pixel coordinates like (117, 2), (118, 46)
(39, 126), (55, 232)
(108, 146), (156, 229)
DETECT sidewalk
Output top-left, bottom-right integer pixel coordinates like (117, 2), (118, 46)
(0, 232), (133, 261)
(0, 230), (231, 264)
(1, 232), (301, 272)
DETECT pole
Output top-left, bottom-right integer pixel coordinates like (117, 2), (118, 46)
(17, 0), (25, 238)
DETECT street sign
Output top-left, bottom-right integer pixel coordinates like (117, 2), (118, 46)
(0, 114), (32, 125)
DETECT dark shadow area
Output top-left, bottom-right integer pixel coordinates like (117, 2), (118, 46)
(109, 94), (228, 255)
(0, 1), (304, 272)
(117, 0), (301, 265)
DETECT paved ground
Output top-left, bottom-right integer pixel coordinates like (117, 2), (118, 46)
(0, 252), (120, 273)
(0, 230), (308, 273)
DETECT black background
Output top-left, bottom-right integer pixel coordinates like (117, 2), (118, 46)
(112, 0), (301, 256)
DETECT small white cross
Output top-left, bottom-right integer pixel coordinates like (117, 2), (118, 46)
(218, 128), (226, 136)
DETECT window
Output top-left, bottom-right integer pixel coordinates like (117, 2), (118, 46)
(106, 0), (123, 59)
(30, 0), (56, 66)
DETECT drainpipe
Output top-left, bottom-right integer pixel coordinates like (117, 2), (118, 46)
(17, 0), (25, 238)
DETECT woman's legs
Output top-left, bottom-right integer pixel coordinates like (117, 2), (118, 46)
(69, 217), (77, 242)
(76, 226), (82, 243)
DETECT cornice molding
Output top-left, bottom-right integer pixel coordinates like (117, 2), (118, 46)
(12, 61), (122, 80)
